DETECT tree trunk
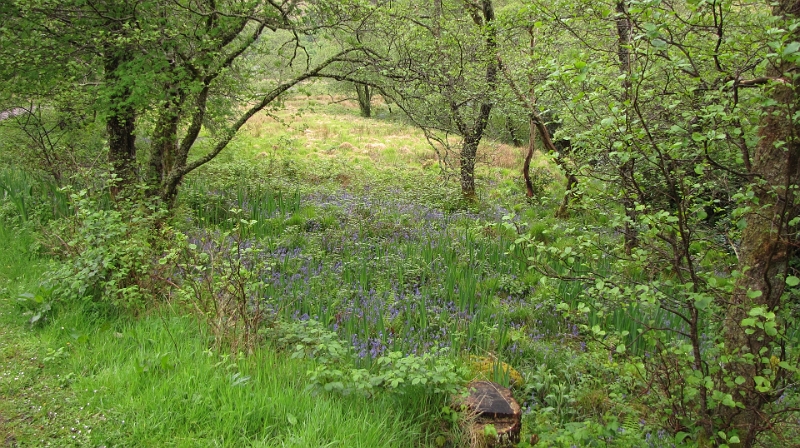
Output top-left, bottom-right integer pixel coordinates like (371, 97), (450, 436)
(507, 116), (523, 147)
(355, 83), (372, 118)
(147, 100), (180, 193)
(461, 136), (479, 199)
(147, 83), (188, 199)
(530, 117), (577, 218)
(616, 0), (637, 253)
(524, 118), (535, 198)
(723, 0), (800, 444)
(555, 173), (577, 219)
(104, 51), (137, 195)
(456, 0), (497, 200)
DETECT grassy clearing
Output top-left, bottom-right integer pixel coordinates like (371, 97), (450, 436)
(221, 94), (561, 197)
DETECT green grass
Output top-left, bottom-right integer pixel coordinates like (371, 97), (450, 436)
(0, 222), (441, 447)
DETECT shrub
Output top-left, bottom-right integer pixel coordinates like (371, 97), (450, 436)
(41, 184), (169, 312)
(176, 214), (273, 354)
(274, 319), (467, 397)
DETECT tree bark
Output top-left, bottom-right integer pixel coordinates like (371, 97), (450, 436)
(461, 136), (479, 199)
(147, 96), (182, 192)
(723, 0), (800, 445)
(616, 0), (637, 254)
(355, 83), (372, 118)
(99, 0), (141, 196)
(104, 51), (137, 194)
(555, 172), (577, 218)
(457, 0), (497, 200)
(507, 116), (523, 147)
(524, 118), (536, 197)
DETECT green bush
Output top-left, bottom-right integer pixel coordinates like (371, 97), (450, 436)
(41, 186), (169, 312)
(274, 319), (467, 397)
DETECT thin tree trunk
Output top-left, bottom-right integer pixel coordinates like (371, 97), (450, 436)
(457, 0), (497, 200)
(460, 136), (479, 199)
(616, 0), (637, 254)
(524, 118), (536, 197)
(555, 173), (577, 218)
(161, 85), (210, 206)
(528, 117), (576, 218)
(507, 117), (523, 147)
(148, 98), (181, 193)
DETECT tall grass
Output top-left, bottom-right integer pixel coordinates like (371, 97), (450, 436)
(0, 221), (45, 297)
(57, 310), (433, 447)
(181, 179), (301, 239)
(0, 168), (70, 224)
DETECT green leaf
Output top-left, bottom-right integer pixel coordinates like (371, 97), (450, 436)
(786, 276), (800, 287)
(747, 290), (763, 299)
(287, 413), (298, 426)
(651, 38), (667, 49)
(778, 361), (796, 371)
(782, 41), (800, 57)
(694, 295), (713, 310)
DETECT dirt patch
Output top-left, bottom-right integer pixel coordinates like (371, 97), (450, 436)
(483, 143), (525, 169)
(0, 413), (17, 447)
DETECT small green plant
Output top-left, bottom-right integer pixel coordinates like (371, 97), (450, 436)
(527, 167), (555, 200)
(16, 287), (54, 325)
(274, 319), (466, 397)
(177, 211), (272, 354)
(0, 168), (70, 224)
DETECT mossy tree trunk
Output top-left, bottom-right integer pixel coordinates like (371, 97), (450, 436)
(722, 0), (800, 445)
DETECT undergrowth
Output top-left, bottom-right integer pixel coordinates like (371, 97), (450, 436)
(0, 223), (445, 447)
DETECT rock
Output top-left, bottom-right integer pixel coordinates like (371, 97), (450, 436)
(457, 381), (522, 447)
(0, 107), (28, 121)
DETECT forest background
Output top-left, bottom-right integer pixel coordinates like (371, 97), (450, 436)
(1, 0), (800, 446)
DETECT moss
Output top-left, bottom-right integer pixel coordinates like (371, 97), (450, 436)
(468, 355), (524, 388)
